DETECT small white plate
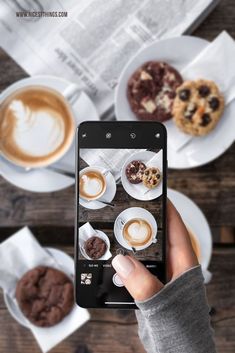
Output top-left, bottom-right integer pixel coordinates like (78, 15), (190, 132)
(79, 229), (111, 260)
(79, 166), (116, 210)
(115, 36), (235, 169)
(114, 207), (157, 251)
(167, 188), (212, 272)
(3, 247), (75, 328)
(121, 150), (162, 201)
(0, 75), (99, 192)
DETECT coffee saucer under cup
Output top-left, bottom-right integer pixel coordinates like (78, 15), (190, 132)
(79, 166), (116, 210)
(0, 75), (99, 192)
(114, 207), (158, 251)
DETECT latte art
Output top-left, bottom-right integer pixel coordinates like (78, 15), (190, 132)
(79, 170), (106, 200)
(123, 218), (152, 247)
(8, 99), (65, 156)
(0, 86), (74, 167)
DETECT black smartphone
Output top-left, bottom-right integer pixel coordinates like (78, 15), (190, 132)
(75, 121), (167, 309)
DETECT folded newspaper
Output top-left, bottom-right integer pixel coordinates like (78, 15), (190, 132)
(0, 0), (219, 116)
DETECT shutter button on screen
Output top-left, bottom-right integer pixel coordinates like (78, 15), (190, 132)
(113, 273), (124, 287)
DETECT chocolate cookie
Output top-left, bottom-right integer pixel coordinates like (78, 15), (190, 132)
(142, 167), (161, 189)
(84, 236), (107, 259)
(15, 266), (74, 327)
(127, 61), (183, 122)
(173, 79), (224, 136)
(125, 160), (146, 184)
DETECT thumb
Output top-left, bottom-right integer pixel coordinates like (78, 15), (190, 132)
(112, 254), (163, 301)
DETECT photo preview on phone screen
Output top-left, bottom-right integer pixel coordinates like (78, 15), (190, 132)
(77, 143), (165, 307)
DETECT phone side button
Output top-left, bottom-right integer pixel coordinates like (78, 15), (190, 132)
(112, 273), (124, 287)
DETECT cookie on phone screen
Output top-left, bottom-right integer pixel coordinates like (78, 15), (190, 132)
(142, 167), (161, 189)
(125, 160), (146, 184)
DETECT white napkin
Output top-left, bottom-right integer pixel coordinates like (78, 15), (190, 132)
(124, 150), (163, 200)
(79, 222), (112, 260)
(0, 227), (90, 353)
(80, 148), (145, 180)
(166, 31), (235, 151)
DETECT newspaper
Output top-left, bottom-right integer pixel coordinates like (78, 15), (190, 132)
(0, 0), (219, 116)
(80, 148), (145, 180)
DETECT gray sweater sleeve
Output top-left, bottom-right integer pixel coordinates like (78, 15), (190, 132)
(135, 266), (216, 353)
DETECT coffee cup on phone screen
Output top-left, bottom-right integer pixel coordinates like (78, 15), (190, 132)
(115, 207), (158, 251)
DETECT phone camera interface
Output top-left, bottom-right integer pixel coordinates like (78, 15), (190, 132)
(78, 146), (164, 304)
(130, 132), (136, 139)
(106, 132), (112, 139)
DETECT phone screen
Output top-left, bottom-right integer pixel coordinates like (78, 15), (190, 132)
(76, 122), (166, 308)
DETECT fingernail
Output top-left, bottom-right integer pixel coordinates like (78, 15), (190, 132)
(112, 255), (135, 279)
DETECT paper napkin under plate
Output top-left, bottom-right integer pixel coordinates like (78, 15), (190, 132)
(0, 227), (89, 353)
(166, 31), (235, 151)
(79, 222), (112, 260)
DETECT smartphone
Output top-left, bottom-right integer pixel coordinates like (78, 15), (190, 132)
(75, 121), (167, 309)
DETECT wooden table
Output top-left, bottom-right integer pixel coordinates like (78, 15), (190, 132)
(0, 1), (235, 352)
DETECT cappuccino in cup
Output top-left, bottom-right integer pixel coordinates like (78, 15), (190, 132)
(123, 218), (153, 248)
(79, 169), (106, 201)
(0, 86), (75, 168)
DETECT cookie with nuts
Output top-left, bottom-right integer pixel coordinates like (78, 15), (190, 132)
(172, 79), (224, 136)
(127, 61), (183, 122)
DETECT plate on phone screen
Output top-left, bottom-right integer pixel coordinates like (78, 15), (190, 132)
(121, 150), (163, 201)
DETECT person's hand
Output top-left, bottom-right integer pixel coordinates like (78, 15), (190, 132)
(112, 200), (198, 301)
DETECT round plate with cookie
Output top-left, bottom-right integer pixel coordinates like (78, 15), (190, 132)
(121, 150), (163, 201)
(4, 247), (77, 328)
(115, 36), (235, 169)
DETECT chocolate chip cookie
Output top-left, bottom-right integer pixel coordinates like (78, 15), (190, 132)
(125, 160), (146, 184)
(84, 236), (107, 259)
(173, 79), (224, 136)
(142, 167), (161, 189)
(127, 61), (183, 122)
(15, 266), (74, 327)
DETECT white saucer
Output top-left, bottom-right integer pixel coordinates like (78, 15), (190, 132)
(79, 166), (116, 210)
(79, 229), (111, 260)
(115, 36), (235, 169)
(167, 188), (212, 272)
(121, 150), (163, 201)
(0, 75), (99, 192)
(3, 247), (75, 328)
(114, 207), (157, 251)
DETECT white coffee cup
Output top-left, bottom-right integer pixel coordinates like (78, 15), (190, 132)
(0, 81), (81, 169)
(115, 207), (158, 251)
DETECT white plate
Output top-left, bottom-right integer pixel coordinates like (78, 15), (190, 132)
(114, 207), (157, 251)
(79, 166), (116, 210)
(3, 247), (75, 328)
(115, 36), (235, 169)
(79, 229), (111, 260)
(0, 75), (99, 192)
(121, 150), (162, 201)
(167, 188), (212, 271)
